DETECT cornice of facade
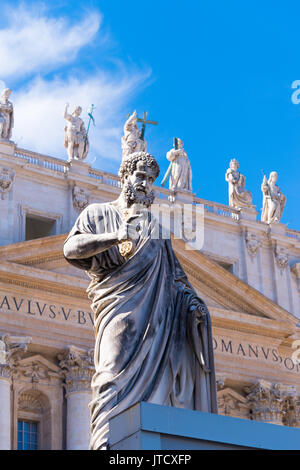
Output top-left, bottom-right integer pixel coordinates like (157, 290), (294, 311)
(173, 237), (299, 328)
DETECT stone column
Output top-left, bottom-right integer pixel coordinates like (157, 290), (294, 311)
(58, 346), (94, 450)
(0, 334), (30, 449)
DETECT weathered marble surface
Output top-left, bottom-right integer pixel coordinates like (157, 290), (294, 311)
(166, 139), (192, 192)
(63, 151), (217, 450)
(121, 111), (147, 161)
(225, 159), (252, 209)
(64, 104), (89, 161)
(261, 171), (286, 224)
(0, 136), (299, 450)
(0, 167), (14, 200)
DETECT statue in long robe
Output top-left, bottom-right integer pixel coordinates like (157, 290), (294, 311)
(121, 111), (147, 161)
(167, 138), (192, 192)
(64, 103), (89, 161)
(63, 151), (217, 450)
(225, 158), (252, 209)
(0, 88), (14, 140)
(261, 171), (286, 224)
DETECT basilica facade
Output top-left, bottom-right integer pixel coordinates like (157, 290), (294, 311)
(0, 136), (299, 449)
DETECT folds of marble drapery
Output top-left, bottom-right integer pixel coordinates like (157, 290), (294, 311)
(64, 203), (217, 450)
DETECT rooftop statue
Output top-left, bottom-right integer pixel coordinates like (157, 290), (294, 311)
(0, 88), (14, 141)
(121, 111), (147, 160)
(63, 150), (217, 450)
(64, 103), (89, 162)
(261, 171), (286, 224)
(165, 138), (193, 192)
(225, 158), (253, 209)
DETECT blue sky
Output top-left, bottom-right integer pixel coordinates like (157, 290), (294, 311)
(0, 0), (299, 229)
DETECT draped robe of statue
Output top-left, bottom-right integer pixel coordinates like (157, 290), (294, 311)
(64, 202), (217, 450)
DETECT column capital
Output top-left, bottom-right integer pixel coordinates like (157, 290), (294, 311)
(0, 334), (31, 380)
(58, 345), (94, 395)
(245, 379), (284, 424)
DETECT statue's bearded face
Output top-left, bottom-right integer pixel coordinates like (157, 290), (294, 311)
(123, 163), (156, 207)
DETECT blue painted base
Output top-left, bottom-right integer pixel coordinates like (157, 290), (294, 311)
(109, 402), (300, 450)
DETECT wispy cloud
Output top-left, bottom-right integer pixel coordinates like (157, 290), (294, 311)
(0, 3), (151, 169)
(0, 4), (101, 80)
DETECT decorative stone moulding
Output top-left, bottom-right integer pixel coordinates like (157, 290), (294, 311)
(0, 334), (31, 379)
(244, 379), (300, 427)
(0, 167), (15, 200)
(72, 185), (90, 211)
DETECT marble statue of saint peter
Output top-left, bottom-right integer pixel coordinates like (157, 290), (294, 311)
(64, 103), (89, 161)
(63, 151), (217, 450)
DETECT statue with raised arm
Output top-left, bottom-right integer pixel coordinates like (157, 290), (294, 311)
(121, 111), (147, 160)
(166, 138), (192, 192)
(225, 158), (253, 209)
(0, 88), (14, 140)
(64, 103), (89, 161)
(63, 151), (217, 450)
(261, 171), (286, 224)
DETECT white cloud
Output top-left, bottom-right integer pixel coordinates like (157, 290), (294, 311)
(1, 3), (152, 171)
(13, 69), (151, 165)
(0, 5), (101, 79)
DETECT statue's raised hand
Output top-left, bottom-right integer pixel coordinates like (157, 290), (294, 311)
(117, 214), (144, 242)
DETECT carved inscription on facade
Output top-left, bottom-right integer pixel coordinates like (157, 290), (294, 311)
(0, 293), (93, 327)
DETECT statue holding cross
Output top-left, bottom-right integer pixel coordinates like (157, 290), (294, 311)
(121, 110), (158, 161)
(164, 138), (193, 193)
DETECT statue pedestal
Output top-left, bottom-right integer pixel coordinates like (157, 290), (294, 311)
(169, 189), (195, 205)
(68, 159), (91, 176)
(109, 402), (300, 450)
(0, 140), (15, 157)
(239, 205), (258, 221)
